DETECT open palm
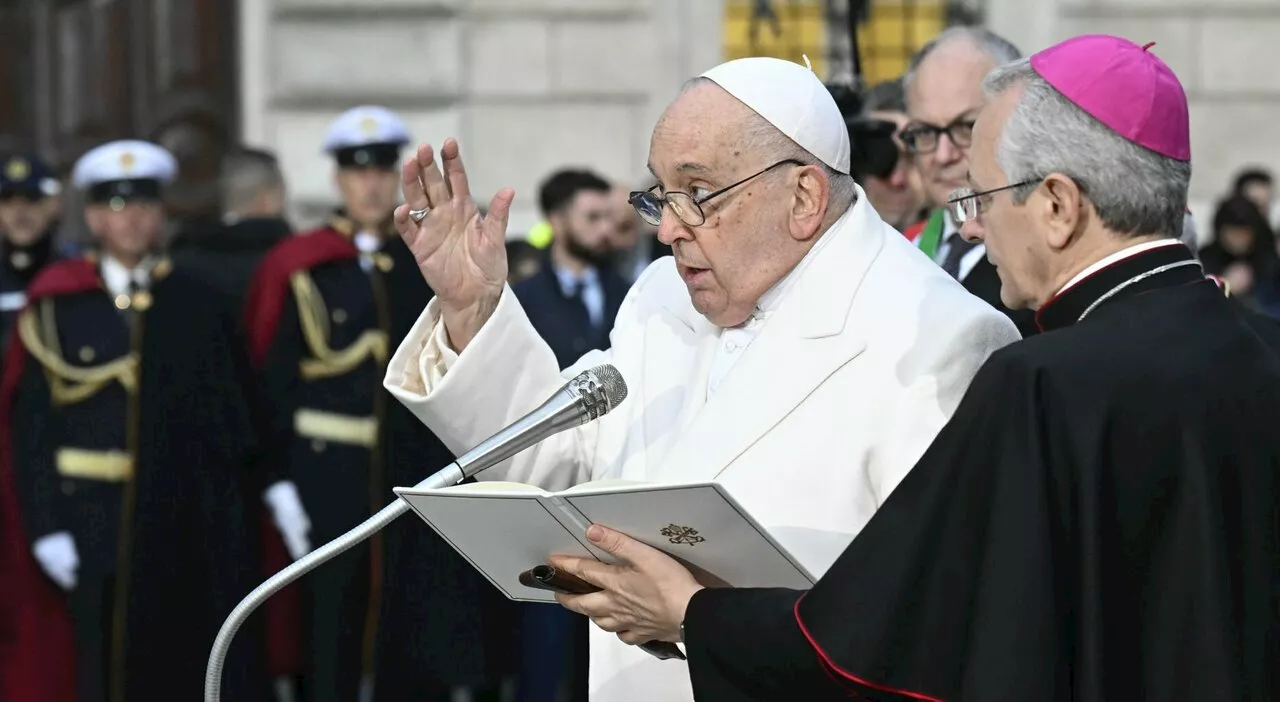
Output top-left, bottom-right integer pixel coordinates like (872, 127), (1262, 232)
(393, 139), (514, 347)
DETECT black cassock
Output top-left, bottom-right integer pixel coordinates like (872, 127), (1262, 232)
(246, 215), (516, 702)
(7, 255), (263, 701)
(681, 241), (1280, 701)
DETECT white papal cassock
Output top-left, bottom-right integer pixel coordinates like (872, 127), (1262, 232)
(383, 188), (1020, 700)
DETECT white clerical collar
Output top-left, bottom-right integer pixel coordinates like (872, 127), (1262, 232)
(1056, 238), (1183, 296)
(749, 206), (848, 322)
(100, 254), (154, 298)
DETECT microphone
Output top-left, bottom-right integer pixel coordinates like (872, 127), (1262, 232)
(452, 362), (626, 480)
(205, 364), (628, 702)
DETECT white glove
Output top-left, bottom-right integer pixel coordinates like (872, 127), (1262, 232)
(32, 531), (79, 591)
(263, 480), (312, 560)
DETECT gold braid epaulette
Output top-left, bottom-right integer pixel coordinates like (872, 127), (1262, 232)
(17, 300), (138, 406)
(289, 271), (387, 381)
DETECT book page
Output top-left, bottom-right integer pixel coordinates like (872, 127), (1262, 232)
(413, 481), (548, 496)
(395, 487), (595, 603)
(558, 479), (651, 495)
(564, 482), (816, 589)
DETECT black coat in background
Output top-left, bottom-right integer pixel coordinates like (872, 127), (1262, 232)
(0, 227), (61, 353)
(8, 256), (264, 701)
(682, 243), (1280, 701)
(511, 258), (630, 369)
(170, 216), (291, 314)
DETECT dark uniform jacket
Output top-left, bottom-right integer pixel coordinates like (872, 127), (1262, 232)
(0, 254), (263, 701)
(0, 228), (61, 352)
(244, 214), (516, 697)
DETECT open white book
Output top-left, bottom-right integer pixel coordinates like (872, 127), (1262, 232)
(393, 479), (817, 603)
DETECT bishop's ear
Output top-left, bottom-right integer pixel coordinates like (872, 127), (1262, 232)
(1039, 173), (1085, 250)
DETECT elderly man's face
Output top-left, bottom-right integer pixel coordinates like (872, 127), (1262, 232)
(647, 84), (813, 327)
(906, 41), (997, 209)
(959, 86), (1046, 310)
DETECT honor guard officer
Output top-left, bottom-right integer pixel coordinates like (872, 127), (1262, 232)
(0, 153), (63, 351)
(244, 106), (515, 702)
(0, 139), (298, 702)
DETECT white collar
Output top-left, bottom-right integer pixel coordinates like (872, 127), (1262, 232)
(354, 230), (381, 254)
(1056, 238), (1183, 296)
(100, 254), (154, 298)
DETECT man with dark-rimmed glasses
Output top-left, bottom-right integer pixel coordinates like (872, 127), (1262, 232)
(382, 55), (1019, 701)
(900, 26), (1038, 336)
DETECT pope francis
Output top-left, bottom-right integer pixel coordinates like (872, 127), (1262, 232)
(383, 57), (1021, 700)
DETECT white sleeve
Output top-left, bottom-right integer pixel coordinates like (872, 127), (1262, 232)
(384, 284), (607, 491)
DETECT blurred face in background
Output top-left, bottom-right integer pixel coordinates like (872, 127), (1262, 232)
(905, 39), (998, 210)
(609, 185), (646, 253)
(1241, 181), (1273, 217)
(86, 200), (165, 264)
(1217, 224), (1256, 257)
(0, 193), (59, 246)
(861, 110), (925, 230)
(335, 165), (399, 231)
(552, 189), (616, 266)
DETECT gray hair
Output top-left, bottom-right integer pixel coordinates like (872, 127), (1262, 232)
(739, 111), (858, 212)
(903, 26), (1022, 93)
(982, 58), (1191, 239)
(1180, 210), (1199, 250)
(220, 147), (284, 217)
(862, 78), (905, 114)
(679, 76), (858, 213)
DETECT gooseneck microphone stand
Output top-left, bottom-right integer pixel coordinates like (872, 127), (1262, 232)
(204, 365), (627, 702)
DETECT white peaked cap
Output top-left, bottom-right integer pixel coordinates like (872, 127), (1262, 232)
(322, 105), (411, 153)
(700, 56), (851, 175)
(71, 140), (177, 189)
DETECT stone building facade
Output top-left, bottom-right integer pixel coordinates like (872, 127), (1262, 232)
(242, 0), (1279, 239)
(239, 0), (723, 235)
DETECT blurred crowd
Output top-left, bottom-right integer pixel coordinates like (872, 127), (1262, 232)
(1, 20), (1277, 702)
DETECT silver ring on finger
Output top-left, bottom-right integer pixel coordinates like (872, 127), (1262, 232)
(409, 207), (430, 223)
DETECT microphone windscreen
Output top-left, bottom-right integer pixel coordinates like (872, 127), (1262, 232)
(589, 364), (628, 408)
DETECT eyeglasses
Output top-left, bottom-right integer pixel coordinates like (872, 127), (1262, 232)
(900, 118), (975, 155)
(629, 159), (802, 227)
(946, 180), (1036, 223)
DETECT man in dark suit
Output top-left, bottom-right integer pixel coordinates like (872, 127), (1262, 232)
(900, 27), (1038, 337)
(508, 168), (631, 702)
(513, 169), (631, 369)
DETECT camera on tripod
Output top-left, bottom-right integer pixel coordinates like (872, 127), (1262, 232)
(826, 82), (902, 182)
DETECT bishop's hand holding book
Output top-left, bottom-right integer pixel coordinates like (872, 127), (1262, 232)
(395, 478), (816, 659)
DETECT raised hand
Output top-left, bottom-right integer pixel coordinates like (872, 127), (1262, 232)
(393, 138), (515, 351)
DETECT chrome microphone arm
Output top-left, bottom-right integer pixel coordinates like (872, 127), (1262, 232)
(204, 364), (627, 702)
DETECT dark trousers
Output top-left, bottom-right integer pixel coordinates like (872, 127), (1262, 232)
(300, 543), (370, 702)
(514, 603), (588, 702)
(67, 574), (114, 702)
